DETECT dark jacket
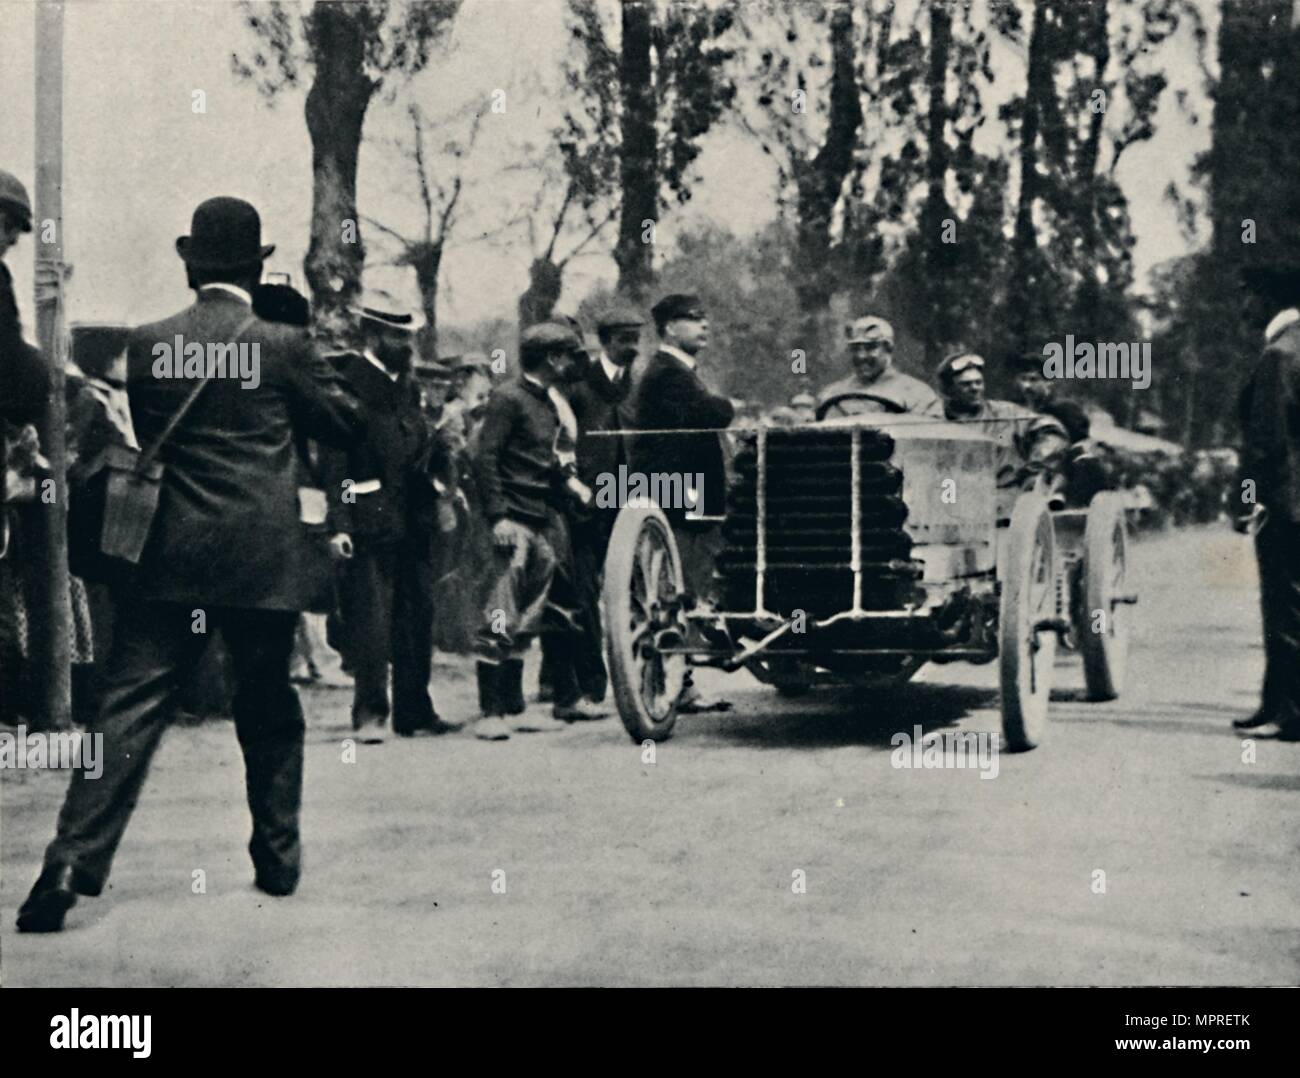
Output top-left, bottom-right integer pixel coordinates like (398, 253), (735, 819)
(2, 261), (51, 499)
(1240, 315), (1300, 523)
(631, 348), (733, 518)
(126, 289), (362, 609)
(474, 375), (561, 526)
(569, 353), (635, 489)
(319, 351), (431, 544)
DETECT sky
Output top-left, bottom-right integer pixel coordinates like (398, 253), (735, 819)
(0, 0), (1214, 339)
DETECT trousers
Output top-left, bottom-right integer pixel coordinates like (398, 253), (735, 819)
(42, 599), (304, 890)
(541, 516), (609, 706)
(1255, 515), (1300, 730)
(335, 530), (438, 733)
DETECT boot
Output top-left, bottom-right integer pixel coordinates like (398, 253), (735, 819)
(499, 658), (526, 715)
(476, 661), (503, 716)
(473, 662), (511, 741)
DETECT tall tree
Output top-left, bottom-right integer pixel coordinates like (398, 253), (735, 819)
(567, 0), (737, 302)
(1181, 0), (1300, 444)
(363, 101), (483, 358)
(232, 0), (460, 341)
(999, 0), (1194, 381)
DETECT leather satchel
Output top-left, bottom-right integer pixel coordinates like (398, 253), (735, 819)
(68, 314), (256, 583)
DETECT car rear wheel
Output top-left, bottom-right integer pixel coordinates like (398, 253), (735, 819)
(999, 494), (1059, 751)
(1080, 492), (1132, 701)
(603, 505), (689, 743)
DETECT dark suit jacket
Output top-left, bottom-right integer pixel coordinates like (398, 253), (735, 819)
(319, 351), (432, 545)
(631, 348), (733, 518)
(1240, 316), (1300, 523)
(2, 261), (51, 498)
(570, 353), (634, 489)
(126, 289), (362, 609)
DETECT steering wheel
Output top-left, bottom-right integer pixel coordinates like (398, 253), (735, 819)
(814, 391), (910, 422)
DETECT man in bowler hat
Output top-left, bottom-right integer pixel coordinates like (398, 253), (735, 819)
(17, 196), (364, 931)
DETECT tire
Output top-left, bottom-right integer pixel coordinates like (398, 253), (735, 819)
(602, 505), (688, 742)
(1080, 491), (1131, 701)
(999, 494), (1058, 751)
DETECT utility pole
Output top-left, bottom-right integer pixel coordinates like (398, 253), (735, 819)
(32, 0), (72, 731)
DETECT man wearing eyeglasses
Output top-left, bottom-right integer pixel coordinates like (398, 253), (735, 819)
(815, 316), (938, 418)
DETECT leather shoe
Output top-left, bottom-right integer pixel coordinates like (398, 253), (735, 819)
(71, 867), (104, 897)
(254, 871), (298, 897)
(1233, 710), (1275, 730)
(553, 698), (609, 723)
(677, 682), (733, 714)
(16, 864), (79, 933)
(395, 715), (462, 738)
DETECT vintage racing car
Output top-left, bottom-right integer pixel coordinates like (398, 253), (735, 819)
(599, 392), (1136, 751)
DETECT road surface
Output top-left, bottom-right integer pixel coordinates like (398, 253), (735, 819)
(2, 525), (1297, 986)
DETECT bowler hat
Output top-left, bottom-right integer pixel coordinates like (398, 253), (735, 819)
(175, 196), (275, 270)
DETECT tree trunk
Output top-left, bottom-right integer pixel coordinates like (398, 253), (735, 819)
(408, 241), (443, 360)
(518, 257), (565, 328)
(1007, 0), (1051, 353)
(614, 0), (657, 302)
(303, 3), (375, 346)
(918, 0), (952, 366)
(792, 0), (862, 347)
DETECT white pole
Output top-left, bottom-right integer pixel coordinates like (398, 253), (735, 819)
(33, 0), (72, 731)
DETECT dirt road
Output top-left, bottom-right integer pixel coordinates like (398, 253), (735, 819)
(3, 525), (1297, 985)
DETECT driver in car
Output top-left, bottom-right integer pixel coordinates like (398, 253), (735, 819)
(814, 316), (939, 418)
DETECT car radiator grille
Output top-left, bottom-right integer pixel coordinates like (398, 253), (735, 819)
(721, 428), (925, 617)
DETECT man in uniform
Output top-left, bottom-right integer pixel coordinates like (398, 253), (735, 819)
(1234, 260), (1300, 741)
(322, 306), (458, 742)
(18, 196), (363, 931)
(816, 315), (938, 418)
(632, 293), (734, 712)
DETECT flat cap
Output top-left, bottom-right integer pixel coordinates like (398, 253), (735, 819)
(845, 315), (893, 345)
(651, 292), (706, 325)
(596, 305), (645, 333)
(790, 391), (816, 408)
(453, 351), (493, 372)
(1010, 347), (1048, 372)
(520, 321), (581, 353)
(0, 170), (33, 231)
